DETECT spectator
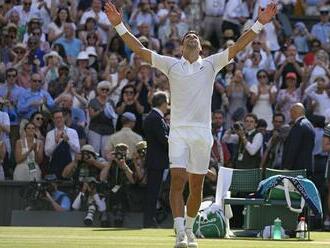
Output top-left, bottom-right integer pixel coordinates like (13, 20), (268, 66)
(311, 6), (330, 52)
(26, 35), (46, 69)
(304, 38), (322, 66)
(45, 109), (80, 179)
(41, 51), (63, 89)
(242, 51), (264, 87)
(250, 69), (277, 130)
(0, 100), (10, 174)
(71, 51), (97, 89)
(212, 109), (226, 142)
(0, 138), (5, 180)
(293, 22), (311, 58)
(47, 7), (72, 43)
(6, 0), (40, 27)
(58, 94), (86, 127)
(23, 16), (47, 46)
(106, 112), (142, 161)
(88, 81), (116, 157)
(13, 122), (43, 181)
(116, 85), (144, 135)
(223, 113), (263, 169)
(62, 108), (87, 147)
(55, 22), (82, 63)
(282, 103), (315, 175)
(323, 123), (330, 230)
(276, 72), (303, 123)
(79, 0), (112, 46)
(11, 43), (28, 70)
(29, 111), (46, 141)
(17, 72), (55, 120)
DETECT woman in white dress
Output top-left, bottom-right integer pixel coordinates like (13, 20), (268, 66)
(250, 70), (277, 130)
(13, 122), (43, 181)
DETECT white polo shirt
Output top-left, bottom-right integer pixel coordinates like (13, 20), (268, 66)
(152, 49), (230, 129)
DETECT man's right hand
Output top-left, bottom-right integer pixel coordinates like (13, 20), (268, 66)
(105, 1), (122, 26)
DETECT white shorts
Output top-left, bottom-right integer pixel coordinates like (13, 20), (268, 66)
(169, 127), (213, 175)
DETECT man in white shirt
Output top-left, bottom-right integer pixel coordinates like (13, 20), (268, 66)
(104, 1), (277, 247)
(45, 109), (80, 178)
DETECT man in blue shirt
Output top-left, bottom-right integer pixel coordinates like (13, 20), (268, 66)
(55, 23), (81, 63)
(17, 72), (55, 120)
(311, 6), (330, 50)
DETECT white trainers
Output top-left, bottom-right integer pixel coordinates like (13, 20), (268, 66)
(186, 229), (198, 248)
(175, 230), (188, 248)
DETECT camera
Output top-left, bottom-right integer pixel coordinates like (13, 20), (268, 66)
(136, 141), (147, 158)
(84, 204), (96, 226)
(231, 122), (244, 133)
(112, 143), (128, 161)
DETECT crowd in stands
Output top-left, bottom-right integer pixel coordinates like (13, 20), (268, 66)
(0, 0), (330, 229)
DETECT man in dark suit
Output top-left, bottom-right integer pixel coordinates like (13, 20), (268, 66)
(143, 92), (169, 228)
(282, 103), (315, 175)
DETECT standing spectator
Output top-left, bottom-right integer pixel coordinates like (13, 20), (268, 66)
(116, 85), (144, 135)
(45, 109), (80, 179)
(80, 0), (112, 46)
(0, 67), (24, 138)
(48, 7), (73, 43)
(88, 81), (116, 157)
(223, 113), (263, 169)
(17, 72), (55, 120)
(276, 72), (303, 123)
(311, 6), (330, 52)
(129, 0), (159, 36)
(250, 69), (277, 130)
(225, 69), (249, 128)
(323, 123), (330, 230)
(6, 0), (40, 27)
(282, 103), (315, 175)
(106, 112), (142, 161)
(13, 122), (43, 181)
(55, 22), (82, 63)
(41, 51), (63, 89)
(143, 92), (169, 228)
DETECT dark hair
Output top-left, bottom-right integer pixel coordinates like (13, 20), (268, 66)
(273, 112), (285, 122)
(53, 43), (68, 63)
(181, 30), (200, 44)
(52, 108), (63, 117)
(24, 122), (35, 131)
(30, 111), (43, 121)
(256, 69), (269, 79)
(213, 109), (225, 117)
(54, 7), (72, 27)
(245, 113), (258, 123)
(6, 67), (17, 77)
(85, 17), (97, 30)
(257, 118), (268, 128)
(152, 92), (167, 108)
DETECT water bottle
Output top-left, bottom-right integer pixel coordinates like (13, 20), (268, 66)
(273, 217), (282, 240)
(296, 217), (308, 239)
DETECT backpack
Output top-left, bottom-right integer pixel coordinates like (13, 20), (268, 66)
(193, 203), (226, 238)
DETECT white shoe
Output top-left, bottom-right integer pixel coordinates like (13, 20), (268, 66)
(175, 230), (188, 248)
(186, 229), (198, 248)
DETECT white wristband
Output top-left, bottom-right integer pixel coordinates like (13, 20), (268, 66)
(115, 22), (128, 36)
(251, 21), (264, 34)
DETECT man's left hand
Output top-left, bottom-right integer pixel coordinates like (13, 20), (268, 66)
(258, 3), (278, 25)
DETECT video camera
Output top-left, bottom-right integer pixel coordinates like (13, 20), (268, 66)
(112, 143), (128, 161)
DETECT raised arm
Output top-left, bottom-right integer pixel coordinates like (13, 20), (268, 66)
(228, 3), (277, 60)
(105, 1), (152, 64)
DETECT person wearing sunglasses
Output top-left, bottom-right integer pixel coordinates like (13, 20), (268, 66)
(30, 111), (46, 141)
(88, 81), (116, 158)
(6, 0), (38, 27)
(311, 6), (330, 51)
(17, 72), (55, 120)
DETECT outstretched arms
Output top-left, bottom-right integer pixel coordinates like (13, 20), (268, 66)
(105, 1), (152, 64)
(228, 3), (277, 60)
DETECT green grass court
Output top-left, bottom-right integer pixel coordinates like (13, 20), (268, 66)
(0, 227), (329, 247)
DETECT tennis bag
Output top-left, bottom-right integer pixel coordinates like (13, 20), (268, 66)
(193, 203), (226, 238)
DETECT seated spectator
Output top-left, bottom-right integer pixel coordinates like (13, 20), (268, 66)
(116, 85), (144, 135)
(47, 7), (73, 43)
(13, 122), (43, 181)
(45, 109), (80, 179)
(48, 64), (70, 99)
(41, 51), (63, 89)
(223, 113), (263, 169)
(106, 112), (143, 160)
(17, 72), (55, 120)
(88, 81), (116, 157)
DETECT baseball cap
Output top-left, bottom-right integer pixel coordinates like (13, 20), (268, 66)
(286, 72), (297, 79)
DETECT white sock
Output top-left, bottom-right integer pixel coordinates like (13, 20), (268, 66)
(174, 217), (185, 233)
(185, 216), (196, 230)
